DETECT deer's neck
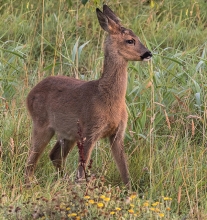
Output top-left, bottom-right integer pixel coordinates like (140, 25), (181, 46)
(98, 54), (128, 102)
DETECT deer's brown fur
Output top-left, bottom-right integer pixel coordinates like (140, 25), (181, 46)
(25, 5), (152, 188)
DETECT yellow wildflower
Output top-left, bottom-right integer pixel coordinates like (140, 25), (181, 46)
(152, 202), (159, 206)
(59, 202), (66, 209)
(128, 209), (134, 214)
(84, 195), (90, 200)
(103, 197), (110, 202)
(88, 199), (95, 204)
(143, 202), (149, 207)
(150, 0), (155, 8)
(130, 204), (135, 208)
(130, 194), (137, 199)
(100, 195), (105, 199)
(159, 213), (165, 217)
(166, 207), (171, 211)
(68, 213), (77, 217)
(150, 207), (155, 211)
(97, 202), (104, 208)
(115, 207), (121, 211)
(110, 211), (115, 215)
(154, 208), (160, 212)
(66, 207), (70, 211)
(163, 197), (172, 201)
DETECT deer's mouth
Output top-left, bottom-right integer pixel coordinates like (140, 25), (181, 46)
(141, 51), (152, 61)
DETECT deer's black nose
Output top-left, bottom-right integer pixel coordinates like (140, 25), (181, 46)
(141, 51), (152, 61)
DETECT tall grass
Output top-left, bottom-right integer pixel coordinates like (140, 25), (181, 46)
(0, 0), (207, 219)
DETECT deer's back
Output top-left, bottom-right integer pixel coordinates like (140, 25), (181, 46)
(27, 76), (98, 117)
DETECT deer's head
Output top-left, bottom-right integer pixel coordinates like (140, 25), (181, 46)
(96, 5), (152, 62)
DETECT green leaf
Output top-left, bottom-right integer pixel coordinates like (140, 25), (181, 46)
(192, 79), (201, 93)
(78, 40), (90, 59)
(140, 103), (146, 129)
(72, 37), (80, 62)
(66, 0), (72, 7)
(43, 62), (61, 71)
(155, 53), (183, 66)
(0, 47), (25, 59)
(81, 0), (89, 5)
(195, 92), (201, 107)
(196, 60), (205, 72)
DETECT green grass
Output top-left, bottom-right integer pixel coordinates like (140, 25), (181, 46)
(1, 0), (207, 219)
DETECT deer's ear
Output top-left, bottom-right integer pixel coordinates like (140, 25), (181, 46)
(96, 8), (109, 32)
(103, 5), (121, 25)
(96, 8), (120, 34)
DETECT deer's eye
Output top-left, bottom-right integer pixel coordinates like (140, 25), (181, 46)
(126, 39), (135, 45)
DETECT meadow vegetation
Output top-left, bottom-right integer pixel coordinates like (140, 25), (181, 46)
(0, 0), (207, 219)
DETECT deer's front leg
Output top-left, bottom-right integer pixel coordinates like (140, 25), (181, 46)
(109, 123), (130, 189)
(76, 138), (95, 181)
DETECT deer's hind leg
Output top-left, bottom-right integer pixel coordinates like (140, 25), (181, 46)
(25, 125), (55, 184)
(49, 139), (76, 173)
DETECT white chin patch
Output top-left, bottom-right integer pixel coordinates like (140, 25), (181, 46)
(143, 57), (152, 61)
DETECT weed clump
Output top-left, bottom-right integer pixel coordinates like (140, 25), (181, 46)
(0, 177), (174, 219)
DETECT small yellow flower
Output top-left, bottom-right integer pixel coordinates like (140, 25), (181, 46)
(143, 202), (149, 207)
(59, 202), (66, 209)
(166, 207), (171, 211)
(75, 217), (81, 220)
(150, 207), (155, 211)
(159, 213), (165, 217)
(150, 0), (155, 8)
(163, 197), (172, 201)
(97, 202), (104, 208)
(115, 207), (121, 211)
(130, 204), (135, 208)
(84, 195), (90, 200)
(110, 211), (115, 215)
(130, 194), (137, 199)
(68, 213), (77, 217)
(88, 199), (95, 204)
(103, 197), (110, 202)
(128, 209), (134, 214)
(154, 208), (160, 212)
(100, 195), (105, 199)
(152, 202), (159, 206)
(66, 207), (70, 211)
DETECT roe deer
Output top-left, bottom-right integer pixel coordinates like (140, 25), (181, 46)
(25, 5), (152, 188)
